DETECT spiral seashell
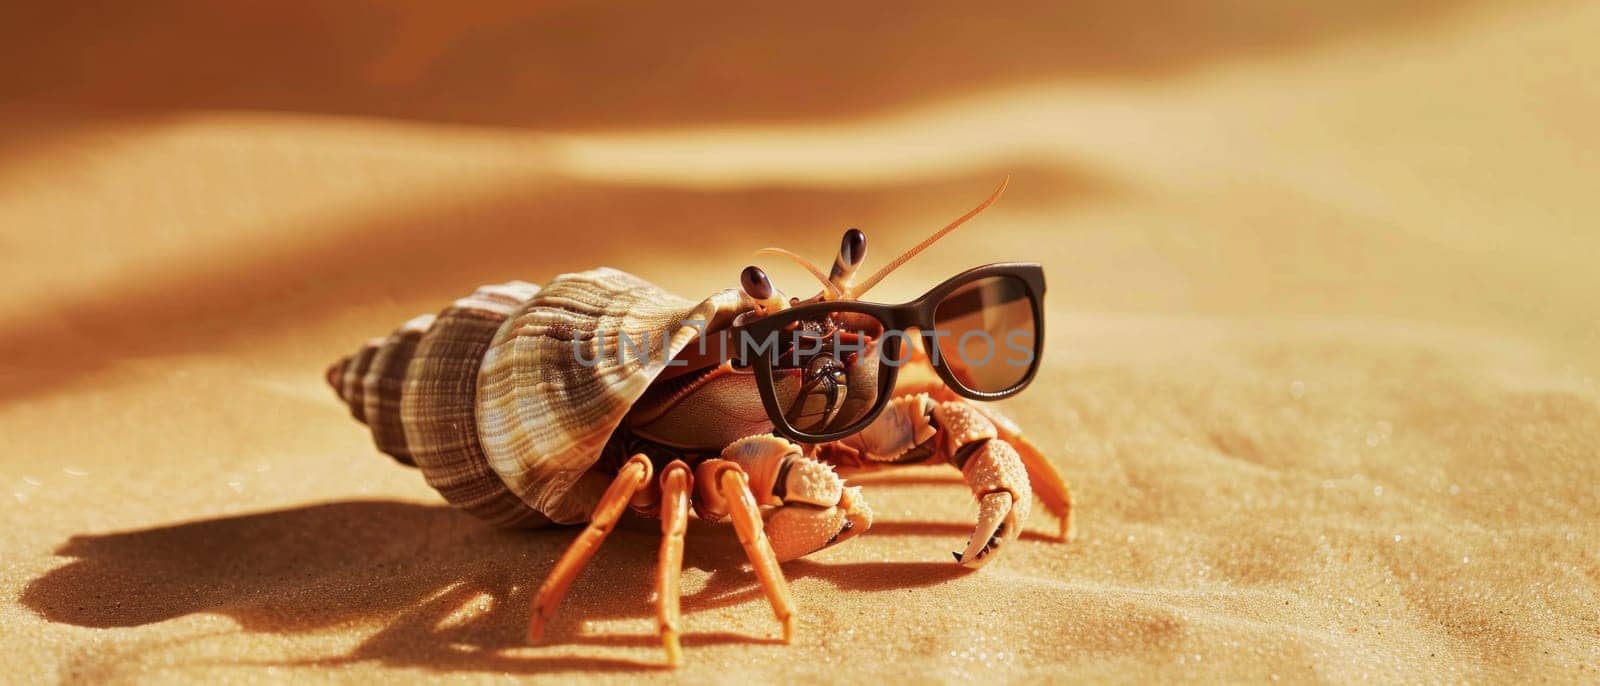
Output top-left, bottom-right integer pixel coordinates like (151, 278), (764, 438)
(476, 268), (751, 524)
(328, 338), (382, 425)
(328, 269), (753, 527)
(402, 282), (548, 527)
(363, 314), (435, 466)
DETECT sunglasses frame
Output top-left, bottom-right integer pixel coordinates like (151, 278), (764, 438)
(727, 262), (1046, 443)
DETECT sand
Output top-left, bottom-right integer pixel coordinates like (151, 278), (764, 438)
(2, 2), (1597, 683)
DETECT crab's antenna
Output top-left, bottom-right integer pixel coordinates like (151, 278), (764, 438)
(754, 247), (842, 298)
(850, 176), (1009, 299)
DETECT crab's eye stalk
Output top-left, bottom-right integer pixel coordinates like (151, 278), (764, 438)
(742, 265), (786, 314)
(838, 228), (867, 272)
(741, 265), (772, 300)
(827, 228), (867, 297)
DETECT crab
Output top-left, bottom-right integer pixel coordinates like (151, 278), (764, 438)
(327, 179), (1072, 666)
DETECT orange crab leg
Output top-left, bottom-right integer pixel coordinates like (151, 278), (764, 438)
(697, 459), (796, 643)
(528, 453), (653, 644)
(656, 460), (692, 666)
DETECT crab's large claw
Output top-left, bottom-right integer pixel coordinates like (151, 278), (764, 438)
(763, 484), (873, 561)
(718, 435), (873, 561)
(896, 340), (1072, 541)
(932, 401), (1032, 568)
(822, 393), (1035, 566)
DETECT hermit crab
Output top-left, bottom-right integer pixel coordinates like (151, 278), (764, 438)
(326, 179), (1072, 665)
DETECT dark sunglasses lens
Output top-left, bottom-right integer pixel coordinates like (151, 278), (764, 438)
(933, 275), (1037, 393)
(760, 311), (888, 436)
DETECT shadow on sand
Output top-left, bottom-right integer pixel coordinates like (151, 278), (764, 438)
(22, 499), (982, 674)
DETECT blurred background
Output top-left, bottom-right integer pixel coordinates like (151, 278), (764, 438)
(2, 2), (1597, 682)
(2, 0), (1595, 392)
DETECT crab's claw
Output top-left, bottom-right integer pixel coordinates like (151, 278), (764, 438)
(931, 401), (1033, 568)
(717, 435), (874, 562)
(765, 484), (873, 561)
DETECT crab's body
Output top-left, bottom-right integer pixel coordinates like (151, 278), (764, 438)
(327, 182), (1073, 666)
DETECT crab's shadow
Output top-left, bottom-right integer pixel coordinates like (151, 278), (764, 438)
(21, 499), (971, 673)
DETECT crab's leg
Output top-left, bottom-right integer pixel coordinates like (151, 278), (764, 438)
(655, 460), (692, 666)
(528, 453), (653, 644)
(694, 459), (796, 643)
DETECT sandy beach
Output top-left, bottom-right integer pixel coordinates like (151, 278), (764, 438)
(2, 2), (1597, 682)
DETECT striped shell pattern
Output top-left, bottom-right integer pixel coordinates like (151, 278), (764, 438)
(328, 268), (753, 526)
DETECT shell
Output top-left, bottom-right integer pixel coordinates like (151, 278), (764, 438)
(328, 338), (381, 425)
(401, 282), (548, 527)
(476, 268), (751, 524)
(364, 314), (435, 466)
(328, 269), (753, 527)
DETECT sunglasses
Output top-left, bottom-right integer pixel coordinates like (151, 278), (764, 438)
(726, 262), (1046, 443)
